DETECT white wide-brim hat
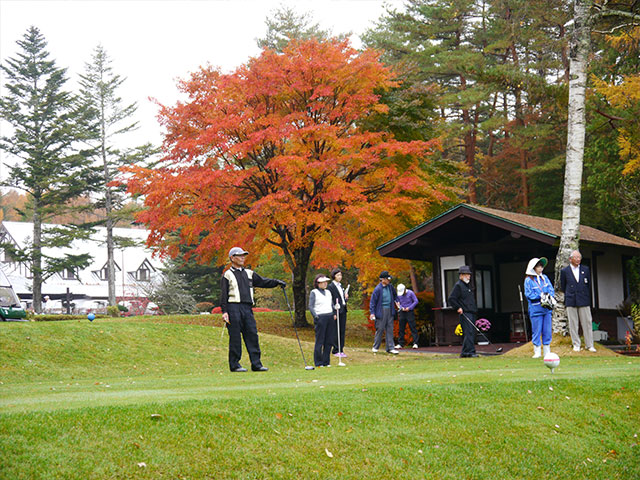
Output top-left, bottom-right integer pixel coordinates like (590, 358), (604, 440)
(525, 257), (548, 275)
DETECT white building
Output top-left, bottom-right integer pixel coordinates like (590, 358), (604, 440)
(0, 221), (164, 313)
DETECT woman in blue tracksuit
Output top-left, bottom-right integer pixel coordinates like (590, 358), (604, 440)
(524, 257), (555, 358)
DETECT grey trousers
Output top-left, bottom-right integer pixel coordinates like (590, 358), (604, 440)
(567, 306), (594, 349)
(373, 307), (395, 352)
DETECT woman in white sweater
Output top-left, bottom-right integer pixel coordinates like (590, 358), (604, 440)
(308, 274), (337, 367)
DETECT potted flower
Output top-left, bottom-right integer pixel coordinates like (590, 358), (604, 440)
(475, 318), (491, 345)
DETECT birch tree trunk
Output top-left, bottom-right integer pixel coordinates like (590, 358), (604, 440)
(553, 0), (591, 334)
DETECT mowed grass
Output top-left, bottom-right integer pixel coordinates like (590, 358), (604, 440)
(1, 319), (639, 480)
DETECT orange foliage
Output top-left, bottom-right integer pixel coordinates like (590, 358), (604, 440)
(124, 39), (456, 292)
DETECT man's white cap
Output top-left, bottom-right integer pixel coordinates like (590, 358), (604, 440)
(229, 247), (249, 258)
(397, 284), (406, 295)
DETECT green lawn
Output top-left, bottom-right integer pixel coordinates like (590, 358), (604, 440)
(1, 319), (639, 479)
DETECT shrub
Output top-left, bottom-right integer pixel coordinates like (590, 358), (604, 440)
(107, 306), (120, 318)
(195, 302), (214, 313)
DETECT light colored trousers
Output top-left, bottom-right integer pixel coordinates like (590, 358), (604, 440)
(373, 307), (395, 352)
(567, 306), (594, 349)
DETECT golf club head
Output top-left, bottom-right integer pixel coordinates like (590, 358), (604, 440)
(305, 365), (315, 370)
(496, 347), (504, 352)
(338, 361), (346, 367)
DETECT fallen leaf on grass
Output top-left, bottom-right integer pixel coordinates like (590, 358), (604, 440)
(549, 386), (554, 391)
(137, 462), (147, 468)
(275, 413), (283, 419)
(527, 390), (532, 394)
(537, 406), (545, 410)
(325, 448), (333, 458)
(554, 424), (560, 429)
(150, 414), (162, 420)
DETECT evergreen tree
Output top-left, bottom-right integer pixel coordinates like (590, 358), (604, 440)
(256, 6), (334, 52)
(78, 45), (155, 306)
(0, 26), (99, 313)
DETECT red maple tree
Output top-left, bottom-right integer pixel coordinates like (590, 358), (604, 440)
(124, 39), (456, 325)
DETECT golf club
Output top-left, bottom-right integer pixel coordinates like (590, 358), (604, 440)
(517, 284), (530, 342)
(334, 300), (345, 367)
(460, 312), (504, 353)
(281, 285), (314, 370)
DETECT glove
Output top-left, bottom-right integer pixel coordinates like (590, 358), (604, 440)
(276, 279), (286, 287)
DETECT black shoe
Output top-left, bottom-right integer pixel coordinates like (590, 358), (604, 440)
(252, 366), (269, 372)
(231, 367), (248, 372)
(470, 353), (479, 357)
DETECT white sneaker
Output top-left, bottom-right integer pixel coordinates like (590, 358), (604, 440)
(394, 344), (402, 349)
(588, 347), (597, 352)
(412, 344), (419, 349)
(372, 347), (379, 353)
(573, 346), (581, 352)
(388, 349), (399, 354)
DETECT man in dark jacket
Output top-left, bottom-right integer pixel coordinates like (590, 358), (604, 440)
(448, 265), (478, 358)
(220, 247), (286, 372)
(560, 250), (596, 352)
(369, 271), (400, 354)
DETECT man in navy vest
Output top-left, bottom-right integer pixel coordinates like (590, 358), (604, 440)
(560, 250), (596, 352)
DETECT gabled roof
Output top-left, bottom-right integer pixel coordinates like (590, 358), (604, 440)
(378, 203), (640, 257)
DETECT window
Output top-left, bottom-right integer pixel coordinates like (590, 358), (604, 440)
(475, 268), (493, 310)
(444, 269), (459, 306)
(62, 268), (77, 280)
(99, 266), (109, 280)
(136, 266), (150, 282)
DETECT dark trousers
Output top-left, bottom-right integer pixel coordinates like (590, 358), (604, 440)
(332, 307), (347, 354)
(314, 313), (336, 367)
(226, 303), (263, 371)
(459, 312), (477, 356)
(398, 309), (419, 346)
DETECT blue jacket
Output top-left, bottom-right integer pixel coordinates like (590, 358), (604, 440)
(560, 264), (591, 307)
(370, 282), (397, 318)
(524, 274), (554, 317)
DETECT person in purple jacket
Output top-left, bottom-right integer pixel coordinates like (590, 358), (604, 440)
(395, 284), (420, 349)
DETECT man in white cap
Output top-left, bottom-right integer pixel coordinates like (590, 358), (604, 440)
(395, 284), (420, 349)
(220, 247), (286, 372)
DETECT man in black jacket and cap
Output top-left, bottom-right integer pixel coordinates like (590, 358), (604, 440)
(220, 247), (286, 372)
(448, 265), (478, 358)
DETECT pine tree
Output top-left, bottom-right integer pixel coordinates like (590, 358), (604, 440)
(0, 26), (99, 313)
(256, 6), (333, 52)
(78, 45), (155, 306)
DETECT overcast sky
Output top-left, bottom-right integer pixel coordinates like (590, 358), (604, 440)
(0, 0), (404, 170)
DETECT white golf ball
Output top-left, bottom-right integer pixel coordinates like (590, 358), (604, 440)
(543, 352), (560, 370)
